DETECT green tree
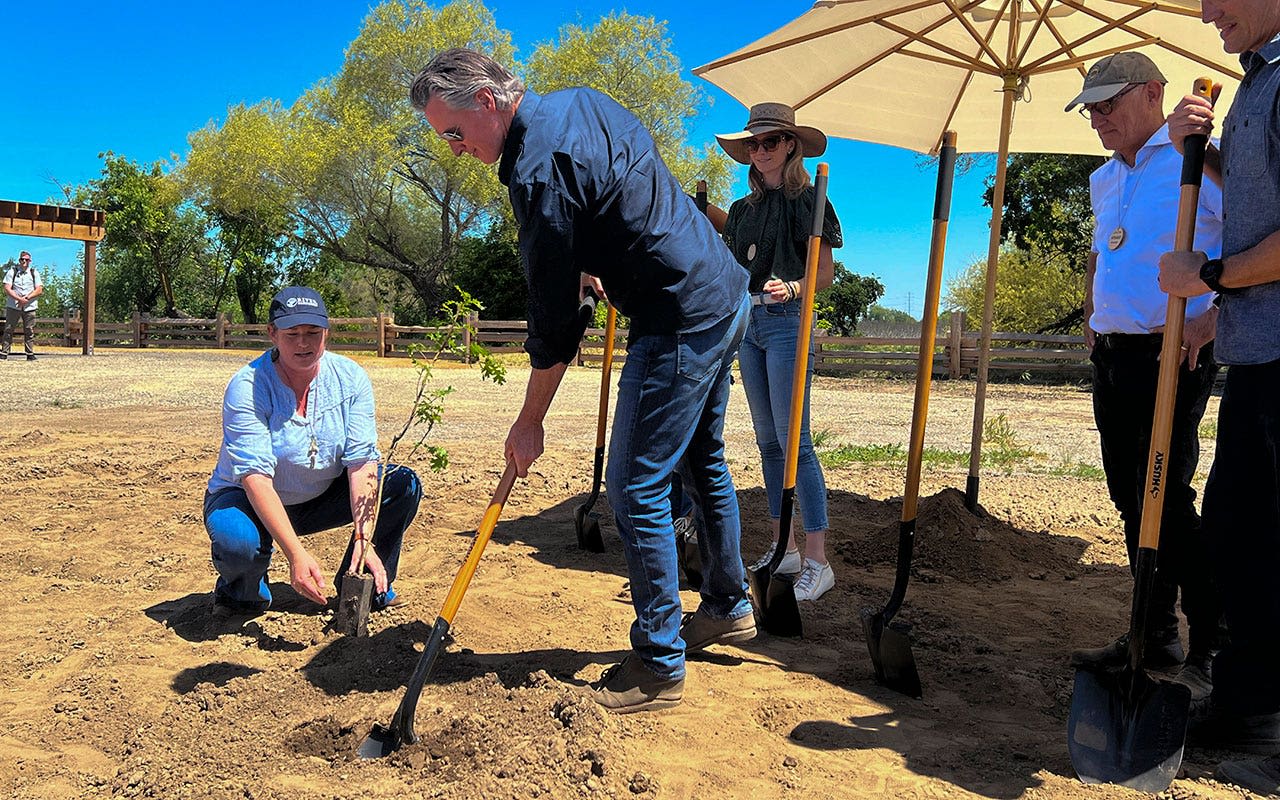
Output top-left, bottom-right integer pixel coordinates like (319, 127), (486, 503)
(864, 305), (918, 324)
(524, 12), (735, 202)
(183, 1), (740, 319)
(986, 153), (1103, 275)
(450, 220), (525, 319)
(184, 1), (515, 314)
(74, 153), (208, 319)
(815, 263), (885, 336)
(945, 245), (1084, 333)
(182, 106), (304, 320)
(33, 266), (84, 317)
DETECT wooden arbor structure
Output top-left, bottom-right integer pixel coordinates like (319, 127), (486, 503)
(0, 200), (105, 354)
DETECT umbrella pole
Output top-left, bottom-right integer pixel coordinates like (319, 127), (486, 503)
(965, 74), (1018, 512)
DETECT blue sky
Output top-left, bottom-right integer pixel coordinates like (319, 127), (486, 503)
(3, 0), (1002, 316)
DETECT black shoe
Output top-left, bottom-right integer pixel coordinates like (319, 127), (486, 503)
(1188, 706), (1280, 754)
(0, 353), (7, 360)
(1070, 633), (1185, 671)
(26, 354), (36, 361)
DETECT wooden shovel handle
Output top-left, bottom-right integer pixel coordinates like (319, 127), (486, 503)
(1135, 78), (1214, 552)
(782, 163), (829, 490)
(439, 462), (518, 623)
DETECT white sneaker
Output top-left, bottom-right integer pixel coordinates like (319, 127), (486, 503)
(673, 514), (698, 544)
(793, 558), (835, 601)
(748, 543), (801, 575)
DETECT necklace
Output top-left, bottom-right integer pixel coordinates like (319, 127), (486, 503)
(298, 384), (318, 469)
(1109, 149), (1155, 251)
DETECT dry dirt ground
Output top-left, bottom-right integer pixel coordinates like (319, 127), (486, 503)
(0, 347), (1255, 800)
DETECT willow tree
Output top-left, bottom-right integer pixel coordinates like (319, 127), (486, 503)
(186, 0), (513, 314)
(524, 12), (735, 203)
(185, 1), (734, 316)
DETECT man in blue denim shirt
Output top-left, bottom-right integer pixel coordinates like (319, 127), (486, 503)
(1158, 0), (1280, 790)
(411, 48), (754, 713)
(204, 287), (422, 617)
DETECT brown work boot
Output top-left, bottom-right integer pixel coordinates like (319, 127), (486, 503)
(1069, 633), (1184, 672)
(680, 606), (756, 653)
(590, 655), (683, 714)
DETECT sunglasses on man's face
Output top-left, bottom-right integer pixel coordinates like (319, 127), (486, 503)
(744, 134), (790, 154)
(438, 126), (464, 142)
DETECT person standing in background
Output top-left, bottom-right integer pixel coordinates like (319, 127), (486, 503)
(3, 251), (43, 361)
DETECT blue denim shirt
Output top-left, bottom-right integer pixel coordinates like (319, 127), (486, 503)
(207, 350), (380, 506)
(497, 89), (747, 369)
(1216, 33), (1280, 365)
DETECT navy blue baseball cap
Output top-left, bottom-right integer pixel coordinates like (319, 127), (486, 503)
(268, 287), (329, 329)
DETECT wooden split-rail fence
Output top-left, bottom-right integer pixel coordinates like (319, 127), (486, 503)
(6, 310), (1090, 379)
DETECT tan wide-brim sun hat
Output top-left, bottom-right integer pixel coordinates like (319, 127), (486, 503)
(715, 102), (828, 165)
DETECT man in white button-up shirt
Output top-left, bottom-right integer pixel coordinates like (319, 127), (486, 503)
(1063, 52), (1226, 708)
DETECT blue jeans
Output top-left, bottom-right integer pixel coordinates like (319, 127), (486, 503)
(606, 296), (752, 679)
(669, 459), (697, 522)
(203, 465), (422, 611)
(736, 299), (829, 532)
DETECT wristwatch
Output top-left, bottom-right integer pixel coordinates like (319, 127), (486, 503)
(1199, 257), (1238, 296)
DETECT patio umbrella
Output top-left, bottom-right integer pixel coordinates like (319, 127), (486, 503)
(695, 0), (1241, 509)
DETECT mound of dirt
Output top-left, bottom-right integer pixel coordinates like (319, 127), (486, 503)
(834, 488), (1089, 582)
(290, 670), (653, 799)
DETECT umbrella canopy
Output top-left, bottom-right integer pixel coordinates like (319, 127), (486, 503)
(695, 0), (1240, 156)
(695, 0), (1241, 507)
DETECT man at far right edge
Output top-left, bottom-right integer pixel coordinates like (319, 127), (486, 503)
(1157, 1), (1280, 794)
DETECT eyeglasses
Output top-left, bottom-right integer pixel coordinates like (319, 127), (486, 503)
(744, 134), (790, 154)
(18, 258), (30, 263)
(438, 126), (464, 142)
(1078, 83), (1141, 118)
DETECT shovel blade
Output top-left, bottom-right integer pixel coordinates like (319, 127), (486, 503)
(860, 607), (922, 698)
(678, 530), (703, 591)
(1068, 666), (1190, 792)
(573, 505), (605, 553)
(358, 719), (408, 759)
(755, 570), (802, 637)
(358, 616), (451, 759)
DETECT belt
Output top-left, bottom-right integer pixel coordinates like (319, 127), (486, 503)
(1095, 332), (1163, 350)
(750, 292), (785, 306)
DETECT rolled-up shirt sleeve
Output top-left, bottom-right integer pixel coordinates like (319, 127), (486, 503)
(222, 372), (276, 482)
(342, 369), (380, 467)
(518, 179), (587, 369)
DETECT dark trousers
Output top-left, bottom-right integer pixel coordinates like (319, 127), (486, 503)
(1090, 334), (1224, 652)
(2, 307), (36, 356)
(1204, 358), (1280, 714)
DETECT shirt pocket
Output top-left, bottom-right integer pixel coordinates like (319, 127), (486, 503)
(1226, 112), (1269, 179)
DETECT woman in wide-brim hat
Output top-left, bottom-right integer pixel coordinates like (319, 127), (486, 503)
(717, 102), (843, 603)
